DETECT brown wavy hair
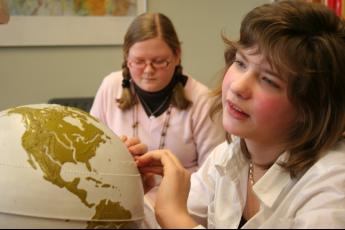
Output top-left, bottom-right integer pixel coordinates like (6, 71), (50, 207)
(210, 0), (345, 177)
(117, 12), (191, 110)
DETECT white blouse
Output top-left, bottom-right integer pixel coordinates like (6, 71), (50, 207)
(188, 137), (345, 228)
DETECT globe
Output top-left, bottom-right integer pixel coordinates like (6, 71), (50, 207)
(0, 104), (144, 228)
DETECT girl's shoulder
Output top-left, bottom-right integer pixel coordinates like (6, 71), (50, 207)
(314, 139), (345, 169)
(102, 71), (123, 84)
(299, 139), (345, 187)
(184, 75), (210, 93)
(97, 71), (123, 92)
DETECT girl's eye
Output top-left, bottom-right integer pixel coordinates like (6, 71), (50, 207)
(153, 60), (165, 64)
(134, 60), (145, 65)
(233, 59), (246, 70)
(261, 76), (280, 89)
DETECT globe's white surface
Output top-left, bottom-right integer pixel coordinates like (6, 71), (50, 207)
(0, 104), (144, 228)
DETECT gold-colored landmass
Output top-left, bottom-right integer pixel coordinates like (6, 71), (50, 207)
(87, 199), (133, 228)
(7, 106), (132, 223)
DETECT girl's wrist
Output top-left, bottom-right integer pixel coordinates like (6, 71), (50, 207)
(156, 209), (198, 228)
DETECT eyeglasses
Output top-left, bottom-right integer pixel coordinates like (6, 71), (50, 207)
(127, 59), (171, 70)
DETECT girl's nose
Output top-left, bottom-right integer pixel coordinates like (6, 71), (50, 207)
(230, 72), (253, 100)
(143, 62), (155, 74)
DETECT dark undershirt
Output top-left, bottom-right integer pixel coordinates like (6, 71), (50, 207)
(238, 216), (247, 229)
(133, 74), (187, 117)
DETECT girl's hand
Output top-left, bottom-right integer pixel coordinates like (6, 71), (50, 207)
(136, 150), (198, 228)
(120, 135), (155, 193)
(120, 135), (148, 156)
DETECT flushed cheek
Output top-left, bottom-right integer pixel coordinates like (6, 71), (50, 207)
(253, 96), (295, 127)
(128, 69), (141, 81)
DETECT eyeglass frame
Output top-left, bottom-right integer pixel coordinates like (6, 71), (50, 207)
(127, 58), (172, 70)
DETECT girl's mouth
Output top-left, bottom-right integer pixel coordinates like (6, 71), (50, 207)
(227, 101), (249, 120)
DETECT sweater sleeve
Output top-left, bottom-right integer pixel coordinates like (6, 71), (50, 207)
(186, 78), (226, 167)
(90, 71), (122, 125)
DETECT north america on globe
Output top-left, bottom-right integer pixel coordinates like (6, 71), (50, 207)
(4, 105), (137, 228)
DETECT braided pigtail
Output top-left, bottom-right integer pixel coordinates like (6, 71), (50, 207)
(171, 65), (192, 110)
(116, 62), (136, 110)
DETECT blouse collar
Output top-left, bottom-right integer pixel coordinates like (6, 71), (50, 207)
(214, 136), (292, 208)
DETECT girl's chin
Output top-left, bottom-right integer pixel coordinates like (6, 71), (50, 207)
(222, 118), (249, 137)
(141, 85), (161, 92)
(222, 125), (242, 136)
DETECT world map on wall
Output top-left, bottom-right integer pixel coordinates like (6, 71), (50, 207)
(0, 104), (143, 228)
(8, 0), (137, 16)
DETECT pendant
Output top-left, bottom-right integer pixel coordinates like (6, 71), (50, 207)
(149, 115), (155, 119)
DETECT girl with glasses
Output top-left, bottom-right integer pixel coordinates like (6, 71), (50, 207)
(90, 12), (226, 207)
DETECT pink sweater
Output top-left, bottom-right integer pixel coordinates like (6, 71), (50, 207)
(90, 71), (225, 171)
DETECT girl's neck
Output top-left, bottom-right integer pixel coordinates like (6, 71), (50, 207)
(242, 139), (285, 167)
(133, 75), (176, 117)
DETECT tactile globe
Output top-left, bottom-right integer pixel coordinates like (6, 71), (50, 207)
(0, 104), (144, 228)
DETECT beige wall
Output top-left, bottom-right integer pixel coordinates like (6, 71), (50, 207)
(0, 0), (268, 110)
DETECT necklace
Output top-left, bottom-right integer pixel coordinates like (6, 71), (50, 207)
(249, 161), (255, 186)
(249, 160), (274, 186)
(245, 161), (260, 221)
(137, 93), (171, 119)
(132, 102), (172, 149)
